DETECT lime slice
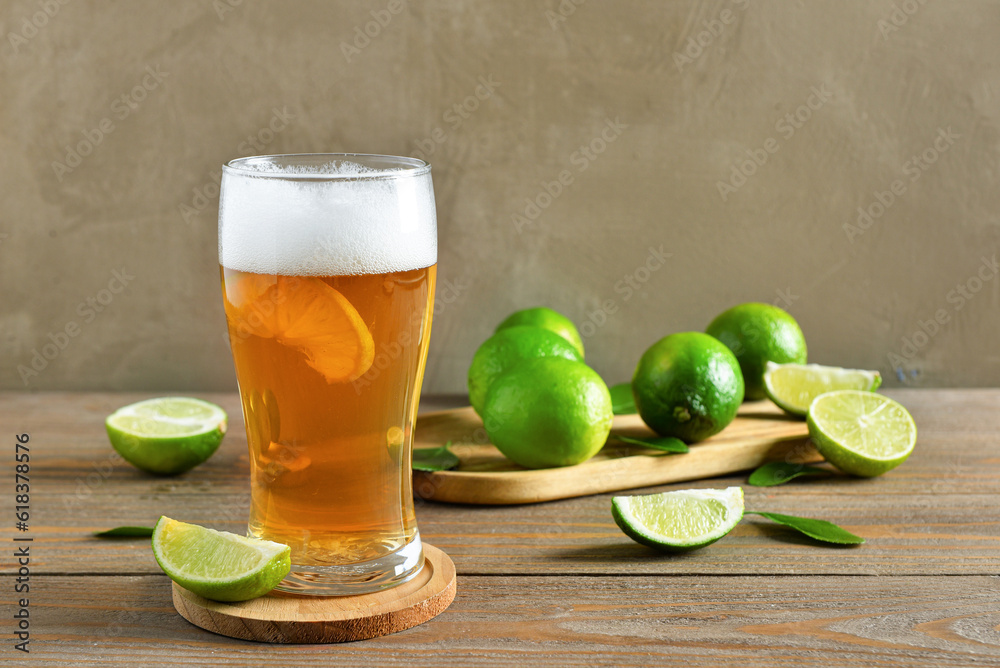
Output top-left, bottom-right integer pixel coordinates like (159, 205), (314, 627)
(764, 362), (882, 416)
(106, 397), (227, 475)
(151, 517), (290, 602)
(612, 487), (744, 551)
(807, 390), (916, 477)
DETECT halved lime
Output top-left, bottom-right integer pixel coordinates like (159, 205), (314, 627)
(807, 390), (916, 477)
(612, 487), (744, 551)
(151, 517), (290, 602)
(764, 362), (882, 416)
(106, 397), (227, 475)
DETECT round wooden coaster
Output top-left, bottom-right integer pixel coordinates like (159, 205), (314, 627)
(171, 544), (456, 643)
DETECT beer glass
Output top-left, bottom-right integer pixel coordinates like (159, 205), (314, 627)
(218, 154), (436, 595)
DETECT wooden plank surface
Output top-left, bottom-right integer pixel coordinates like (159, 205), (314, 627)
(412, 403), (822, 504)
(8, 574), (1000, 666)
(12, 490), (1000, 576)
(1, 390), (999, 665)
(4, 390), (998, 576)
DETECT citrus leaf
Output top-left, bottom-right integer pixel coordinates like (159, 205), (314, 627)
(614, 434), (689, 454)
(608, 383), (636, 415)
(413, 442), (460, 472)
(94, 526), (155, 538)
(746, 511), (865, 545)
(748, 462), (829, 487)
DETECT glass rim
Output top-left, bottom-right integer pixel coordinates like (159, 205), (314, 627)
(222, 153), (431, 181)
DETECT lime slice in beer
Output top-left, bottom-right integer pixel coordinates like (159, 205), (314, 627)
(151, 516), (290, 602)
(106, 397), (227, 475)
(223, 274), (375, 383)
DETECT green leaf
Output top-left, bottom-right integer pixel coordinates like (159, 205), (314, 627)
(608, 383), (636, 415)
(412, 442), (460, 472)
(748, 462), (829, 487)
(614, 434), (689, 454)
(93, 526), (155, 538)
(746, 511), (865, 545)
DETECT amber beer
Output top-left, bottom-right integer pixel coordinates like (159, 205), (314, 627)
(218, 154), (437, 595)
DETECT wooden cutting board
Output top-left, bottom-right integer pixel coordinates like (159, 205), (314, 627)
(412, 400), (821, 505)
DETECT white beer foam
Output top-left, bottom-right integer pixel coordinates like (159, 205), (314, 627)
(219, 161), (437, 276)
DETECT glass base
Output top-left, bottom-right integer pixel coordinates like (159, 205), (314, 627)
(274, 531), (424, 596)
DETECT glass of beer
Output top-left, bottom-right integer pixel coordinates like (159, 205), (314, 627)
(218, 154), (437, 595)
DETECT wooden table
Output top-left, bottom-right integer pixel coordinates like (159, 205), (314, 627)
(3, 390), (999, 666)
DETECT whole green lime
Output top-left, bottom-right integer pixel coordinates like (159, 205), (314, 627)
(632, 332), (744, 443)
(482, 357), (613, 469)
(705, 303), (807, 400)
(495, 307), (585, 358)
(468, 326), (583, 416)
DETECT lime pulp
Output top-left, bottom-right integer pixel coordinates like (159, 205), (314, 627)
(807, 390), (916, 477)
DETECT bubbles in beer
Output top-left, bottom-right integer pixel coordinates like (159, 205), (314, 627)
(220, 158), (437, 276)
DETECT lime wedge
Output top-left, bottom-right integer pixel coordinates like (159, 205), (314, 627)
(106, 397), (227, 475)
(764, 362), (881, 416)
(612, 487), (744, 551)
(151, 517), (290, 602)
(807, 390), (916, 477)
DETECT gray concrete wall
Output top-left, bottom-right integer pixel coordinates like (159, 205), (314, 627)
(2, 0), (998, 392)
